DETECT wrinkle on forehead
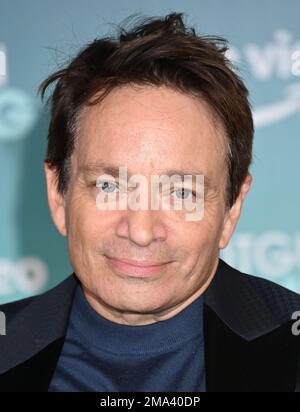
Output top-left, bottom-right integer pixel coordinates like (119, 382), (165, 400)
(72, 84), (230, 194)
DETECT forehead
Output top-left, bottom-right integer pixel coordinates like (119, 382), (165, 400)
(74, 85), (227, 176)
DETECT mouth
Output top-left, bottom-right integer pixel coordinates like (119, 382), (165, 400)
(104, 255), (172, 278)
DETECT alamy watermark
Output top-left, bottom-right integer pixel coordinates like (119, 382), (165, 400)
(292, 51), (300, 76)
(0, 43), (7, 86)
(0, 311), (6, 335)
(95, 167), (205, 221)
(291, 311), (300, 336)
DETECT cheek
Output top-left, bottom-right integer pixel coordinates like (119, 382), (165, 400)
(178, 219), (222, 268)
(66, 197), (101, 267)
(186, 216), (221, 247)
(67, 188), (102, 238)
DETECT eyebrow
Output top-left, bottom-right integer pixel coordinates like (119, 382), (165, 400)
(79, 162), (214, 189)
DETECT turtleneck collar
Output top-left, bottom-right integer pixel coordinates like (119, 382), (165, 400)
(70, 283), (204, 356)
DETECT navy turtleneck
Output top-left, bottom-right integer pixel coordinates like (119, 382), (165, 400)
(49, 282), (206, 392)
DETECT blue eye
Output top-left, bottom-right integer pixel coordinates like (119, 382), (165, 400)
(97, 181), (118, 193)
(171, 188), (194, 199)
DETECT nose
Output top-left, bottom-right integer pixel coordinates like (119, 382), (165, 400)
(115, 209), (167, 247)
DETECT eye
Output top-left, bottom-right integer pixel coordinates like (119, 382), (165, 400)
(96, 180), (119, 193)
(171, 188), (195, 200)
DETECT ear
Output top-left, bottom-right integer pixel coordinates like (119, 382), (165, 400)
(44, 162), (67, 237)
(219, 173), (252, 249)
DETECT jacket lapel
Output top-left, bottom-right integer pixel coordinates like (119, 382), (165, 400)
(203, 304), (299, 392)
(0, 338), (65, 391)
(0, 275), (78, 391)
(204, 259), (300, 392)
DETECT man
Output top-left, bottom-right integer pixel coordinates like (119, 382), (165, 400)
(0, 12), (299, 392)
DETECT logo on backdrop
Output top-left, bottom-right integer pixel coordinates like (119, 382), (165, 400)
(221, 231), (300, 292)
(0, 43), (38, 141)
(227, 30), (300, 128)
(0, 257), (48, 300)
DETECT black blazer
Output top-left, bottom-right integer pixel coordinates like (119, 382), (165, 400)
(0, 258), (299, 392)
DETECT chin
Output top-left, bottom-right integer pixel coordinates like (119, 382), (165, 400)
(128, 297), (173, 315)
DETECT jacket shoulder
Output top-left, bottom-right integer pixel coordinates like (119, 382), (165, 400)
(245, 270), (300, 323)
(222, 259), (300, 324)
(0, 274), (78, 375)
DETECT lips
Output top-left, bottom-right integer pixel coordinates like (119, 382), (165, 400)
(104, 256), (171, 277)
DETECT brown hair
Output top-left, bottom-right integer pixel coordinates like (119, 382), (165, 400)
(38, 12), (253, 208)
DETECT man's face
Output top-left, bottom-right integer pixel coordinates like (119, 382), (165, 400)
(46, 84), (249, 324)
